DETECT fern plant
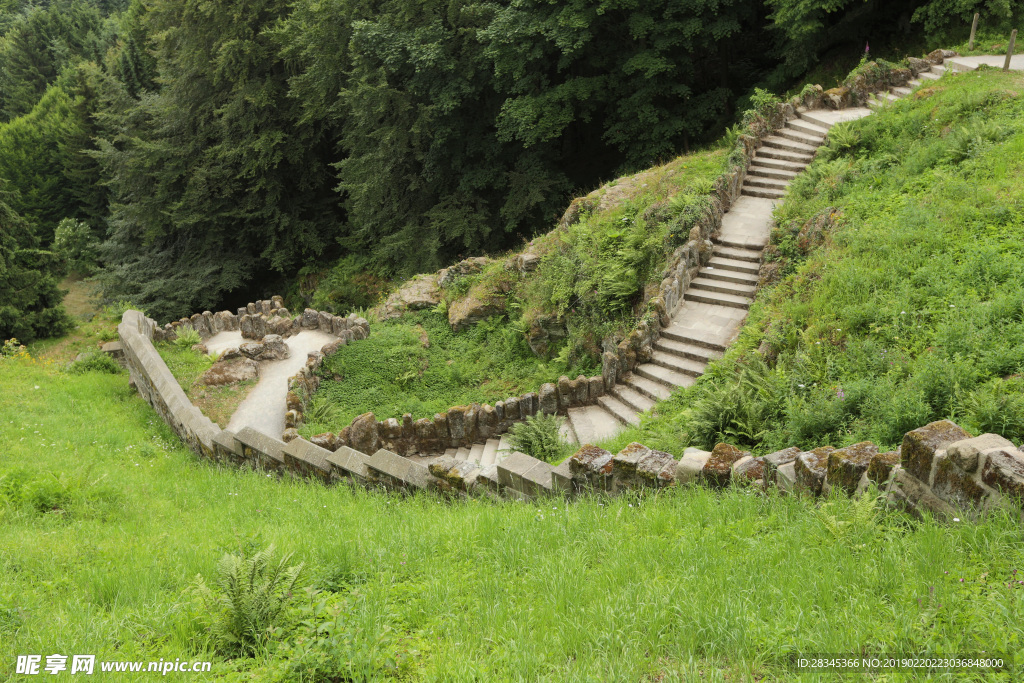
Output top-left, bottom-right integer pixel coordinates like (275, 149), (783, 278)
(174, 326), (202, 349)
(191, 545), (304, 656)
(505, 413), (573, 464)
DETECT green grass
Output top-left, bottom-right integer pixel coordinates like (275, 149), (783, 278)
(603, 67), (1024, 456)
(302, 311), (598, 435)
(2, 355), (1023, 681)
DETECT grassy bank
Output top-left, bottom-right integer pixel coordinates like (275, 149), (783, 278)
(605, 66), (1024, 456)
(2, 353), (1023, 681)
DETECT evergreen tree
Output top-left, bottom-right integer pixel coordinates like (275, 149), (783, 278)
(0, 184), (72, 343)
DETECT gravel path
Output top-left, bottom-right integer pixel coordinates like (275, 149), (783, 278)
(204, 329), (336, 438)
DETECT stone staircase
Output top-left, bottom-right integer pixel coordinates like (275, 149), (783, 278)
(559, 66), (943, 446)
(440, 435), (512, 468)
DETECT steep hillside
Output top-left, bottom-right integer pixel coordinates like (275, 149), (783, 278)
(606, 66), (1024, 456)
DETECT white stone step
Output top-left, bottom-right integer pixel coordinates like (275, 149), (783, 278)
(712, 244), (762, 263)
(567, 405), (625, 444)
(650, 350), (706, 377)
(610, 384), (656, 413)
(496, 435), (513, 464)
(635, 363), (697, 390)
(762, 135), (819, 155)
(778, 127), (825, 147)
(443, 447), (459, 459)
(454, 446), (470, 461)
(702, 267), (759, 286)
(708, 255), (759, 274)
(753, 146), (814, 164)
(787, 118), (830, 138)
(621, 372), (673, 401)
(747, 164), (799, 181)
(689, 276), (757, 298)
(744, 176), (790, 191)
(919, 71), (940, 81)
(653, 337), (722, 363)
(686, 288), (752, 309)
(480, 438), (500, 467)
(660, 325), (729, 353)
(749, 155), (808, 173)
(597, 394), (641, 427)
(799, 107), (872, 130)
(741, 185), (785, 200)
(892, 86), (911, 97)
(467, 442), (485, 464)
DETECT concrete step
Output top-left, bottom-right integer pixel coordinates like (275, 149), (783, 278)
(712, 244), (762, 262)
(468, 442), (485, 464)
(636, 362), (697, 390)
(892, 86), (912, 97)
(454, 446), (470, 461)
(686, 288), (752, 309)
(654, 337), (723, 363)
(749, 154), (808, 173)
(744, 176), (790, 191)
(650, 350), (706, 377)
(762, 135), (819, 155)
(480, 438), (500, 467)
(919, 71), (940, 81)
(559, 417), (577, 445)
(660, 326), (728, 351)
(443, 447), (458, 459)
(907, 78), (922, 87)
(787, 118), (830, 138)
(701, 266), (759, 286)
(747, 164), (799, 181)
(753, 146), (814, 164)
(741, 185), (785, 199)
(931, 64), (946, 74)
(778, 127), (825, 147)
(689, 276), (756, 298)
(708, 255), (759, 274)
(566, 405), (624, 444)
(621, 372), (673, 402)
(597, 394), (641, 427)
(496, 434), (513, 464)
(610, 384), (656, 413)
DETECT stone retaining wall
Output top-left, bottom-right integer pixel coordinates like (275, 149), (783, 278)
(122, 305), (1023, 515)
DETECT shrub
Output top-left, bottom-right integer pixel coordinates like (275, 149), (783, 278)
(505, 413), (573, 464)
(191, 545), (304, 656)
(173, 326), (201, 349)
(68, 351), (121, 374)
(53, 218), (100, 275)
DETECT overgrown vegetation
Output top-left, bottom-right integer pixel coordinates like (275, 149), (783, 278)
(3, 351), (1024, 679)
(301, 311), (598, 434)
(504, 413), (574, 464)
(605, 67), (1024, 455)
(157, 342), (256, 428)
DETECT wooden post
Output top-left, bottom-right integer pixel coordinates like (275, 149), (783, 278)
(969, 13), (979, 51)
(1005, 29), (1017, 71)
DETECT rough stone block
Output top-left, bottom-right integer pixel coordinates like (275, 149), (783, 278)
(763, 446), (800, 484)
(636, 449), (677, 487)
(827, 442), (878, 496)
(675, 450), (711, 485)
(348, 412), (380, 454)
(732, 456), (765, 487)
(539, 383), (558, 415)
(932, 453), (993, 512)
(569, 445), (615, 490)
(588, 376), (604, 401)
(309, 432), (338, 452)
(887, 468), (957, 521)
(777, 461), (797, 494)
(701, 443), (750, 489)
(902, 420), (971, 483)
(947, 434), (1014, 473)
(794, 446), (834, 496)
(867, 450), (901, 484)
(980, 448), (1024, 500)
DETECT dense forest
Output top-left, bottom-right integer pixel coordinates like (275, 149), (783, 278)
(0, 0), (1019, 333)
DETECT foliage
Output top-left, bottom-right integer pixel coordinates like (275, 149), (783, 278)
(504, 413), (574, 464)
(303, 311), (597, 433)
(190, 545), (304, 656)
(173, 326), (201, 349)
(53, 218), (100, 275)
(67, 350), (121, 374)
(0, 187), (72, 343)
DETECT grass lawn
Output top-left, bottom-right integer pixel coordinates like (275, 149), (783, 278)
(1, 352), (1022, 681)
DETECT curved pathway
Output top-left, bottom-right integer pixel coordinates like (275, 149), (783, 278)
(205, 329), (337, 437)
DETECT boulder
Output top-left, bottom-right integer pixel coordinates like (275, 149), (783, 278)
(310, 433), (338, 452)
(302, 308), (319, 329)
(538, 383), (558, 415)
(261, 334), (290, 361)
(675, 448), (712, 485)
(348, 412), (380, 454)
(266, 315), (292, 337)
(378, 275), (442, 319)
(733, 456), (766, 487)
(980, 448), (1024, 499)
(438, 256), (488, 288)
(448, 286), (506, 332)
(557, 376), (573, 410)
(947, 434), (1013, 473)
(827, 442), (878, 496)
(239, 341), (266, 360)
(763, 446), (800, 485)
(901, 420), (971, 483)
(823, 86), (851, 109)
(794, 446), (835, 496)
(569, 445), (615, 490)
(526, 314), (568, 357)
(516, 247), (542, 273)
(200, 358), (259, 386)
(701, 443), (750, 489)
(866, 450), (901, 484)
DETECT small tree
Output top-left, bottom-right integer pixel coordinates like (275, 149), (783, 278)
(53, 217), (100, 275)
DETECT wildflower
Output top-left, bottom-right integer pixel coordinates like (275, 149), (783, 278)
(953, 517), (960, 522)
(960, 578), (964, 583)
(837, 386), (845, 400)
(798, 384), (805, 388)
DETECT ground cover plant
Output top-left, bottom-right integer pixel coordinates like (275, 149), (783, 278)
(2, 348), (1023, 681)
(300, 310), (598, 436)
(602, 66), (1024, 457)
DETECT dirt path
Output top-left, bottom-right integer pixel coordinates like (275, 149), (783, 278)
(204, 329), (336, 438)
